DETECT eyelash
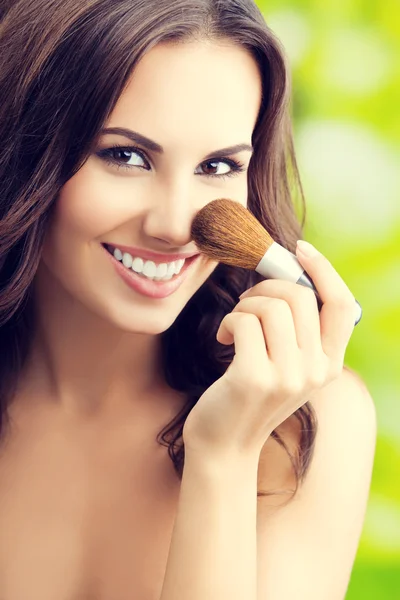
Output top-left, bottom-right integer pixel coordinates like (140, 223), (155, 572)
(97, 143), (246, 180)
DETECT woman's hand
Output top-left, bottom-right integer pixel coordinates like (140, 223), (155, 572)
(182, 241), (359, 462)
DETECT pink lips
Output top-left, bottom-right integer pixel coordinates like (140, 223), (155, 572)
(102, 244), (201, 299)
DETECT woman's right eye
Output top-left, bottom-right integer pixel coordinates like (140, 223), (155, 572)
(97, 145), (150, 171)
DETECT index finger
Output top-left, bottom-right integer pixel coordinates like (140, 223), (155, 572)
(294, 245), (358, 359)
(217, 311), (271, 376)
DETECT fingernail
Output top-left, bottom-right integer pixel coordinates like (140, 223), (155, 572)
(296, 240), (319, 258)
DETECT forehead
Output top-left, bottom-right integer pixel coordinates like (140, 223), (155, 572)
(106, 40), (262, 150)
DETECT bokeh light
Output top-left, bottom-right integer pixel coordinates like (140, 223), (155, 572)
(257, 0), (400, 597)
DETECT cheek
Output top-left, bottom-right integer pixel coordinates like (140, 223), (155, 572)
(45, 165), (138, 254)
(54, 176), (118, 240)
(229, 180), (249, 208)
(39, 175), (108, 276)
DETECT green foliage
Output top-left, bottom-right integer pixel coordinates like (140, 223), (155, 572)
(256, 0), (400, 597)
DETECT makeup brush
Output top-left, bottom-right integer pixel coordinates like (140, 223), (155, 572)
(191, 198), (362, 326)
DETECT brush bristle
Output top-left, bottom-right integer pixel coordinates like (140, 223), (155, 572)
(190, 198), (274, 270)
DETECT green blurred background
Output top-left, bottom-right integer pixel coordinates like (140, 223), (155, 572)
(255, 0), (399, 597)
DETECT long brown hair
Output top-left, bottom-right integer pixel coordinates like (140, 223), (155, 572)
(0, 0), (318, 501)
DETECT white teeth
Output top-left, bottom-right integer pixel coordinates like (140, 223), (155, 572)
(174, 259), (185, 274)
(113, 248), (123, 261)
(142, 261), (157, 279)
(122, 253), (133, 269)
(156, 263), (168, 278)
(109, 246), (186, 280)
(154, 273), (174, 282)
(131, 257), (144, 273)
(166, 263), (175, 277)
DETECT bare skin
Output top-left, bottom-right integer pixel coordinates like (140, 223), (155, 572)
(0, 39), (263, 599)
(0, 387), (301, 600)
(0, 387), (186, 599)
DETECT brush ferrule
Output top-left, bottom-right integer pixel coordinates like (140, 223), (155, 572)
(255, 242), (305, 282)
(255, 242), (363, 326)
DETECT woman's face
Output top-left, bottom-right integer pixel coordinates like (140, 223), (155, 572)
(38, 40), (262, 335)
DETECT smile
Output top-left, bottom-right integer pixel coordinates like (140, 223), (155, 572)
(101, 243), (202, 299)
(104, 244), (185, 281)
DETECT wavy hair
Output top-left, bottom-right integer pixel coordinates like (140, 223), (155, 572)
(0, 0), (318, 502)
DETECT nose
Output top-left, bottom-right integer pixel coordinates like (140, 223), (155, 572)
(142, 181), (206, 248)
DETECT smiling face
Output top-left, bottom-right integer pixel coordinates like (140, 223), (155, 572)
(37, 40), (262, 335)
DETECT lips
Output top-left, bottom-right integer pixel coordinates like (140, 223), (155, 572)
(102, 242), (202, 299)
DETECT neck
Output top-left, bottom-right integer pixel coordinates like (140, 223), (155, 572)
(16, 265), (173, 421)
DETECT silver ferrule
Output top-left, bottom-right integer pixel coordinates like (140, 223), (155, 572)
(255, 242), (305, 282)
(255, 241), (363, 326)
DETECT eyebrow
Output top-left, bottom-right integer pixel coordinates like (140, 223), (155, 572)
(100, 127), (253, 159)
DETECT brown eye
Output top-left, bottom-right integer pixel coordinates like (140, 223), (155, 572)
(197, 160), (236, 177)
(110, 148), (146, 166)
(202, 161), (224, 175)
(97, 145), (150, 171)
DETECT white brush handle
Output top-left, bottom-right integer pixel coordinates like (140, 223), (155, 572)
(255, 242), (362, 326)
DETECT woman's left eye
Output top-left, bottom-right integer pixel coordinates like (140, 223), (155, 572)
(195, 159), (246, 179)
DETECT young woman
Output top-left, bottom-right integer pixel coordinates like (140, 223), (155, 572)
(0, 1), (377, 599)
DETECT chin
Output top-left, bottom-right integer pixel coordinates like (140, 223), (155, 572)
(100, 301), (186, 336)
(116, 317), (177, 336)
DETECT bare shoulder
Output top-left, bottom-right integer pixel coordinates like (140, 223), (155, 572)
(257, 365), (377, 506)
(306, 364), (376, 436)
(255, 369), (377, 598)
